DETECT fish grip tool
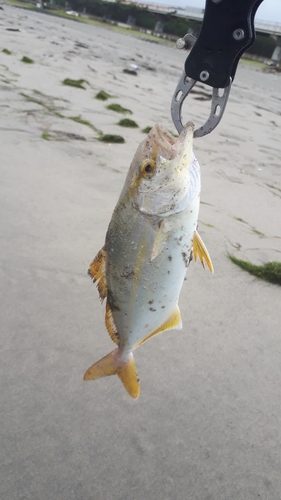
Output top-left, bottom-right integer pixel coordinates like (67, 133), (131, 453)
(171, 0), (264, 137)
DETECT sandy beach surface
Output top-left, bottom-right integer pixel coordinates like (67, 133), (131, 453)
(1, 4), (281, 499)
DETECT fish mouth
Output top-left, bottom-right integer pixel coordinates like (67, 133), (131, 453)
(147, 121), (194, 166)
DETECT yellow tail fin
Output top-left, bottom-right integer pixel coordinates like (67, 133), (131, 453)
(83, 349), (140, 399)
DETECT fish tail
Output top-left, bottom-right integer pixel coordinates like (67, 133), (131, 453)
(83, 349), (140, 399)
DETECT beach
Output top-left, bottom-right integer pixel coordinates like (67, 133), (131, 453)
(1, 4), (281, 499)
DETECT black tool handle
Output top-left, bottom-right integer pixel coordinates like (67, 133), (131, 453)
(185, 0), (264, 88)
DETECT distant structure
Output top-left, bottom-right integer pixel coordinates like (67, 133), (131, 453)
(108, 0), (281, 62)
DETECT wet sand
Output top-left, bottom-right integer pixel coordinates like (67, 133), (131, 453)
(1, 4), (281, 499)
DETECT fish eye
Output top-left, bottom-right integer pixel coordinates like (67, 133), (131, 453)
(140, 159), (156, 178)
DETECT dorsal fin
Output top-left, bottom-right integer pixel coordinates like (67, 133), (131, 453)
(88, 247), (108, 302)
(105, 300), (119, 345)
(193, 231), (214, 273)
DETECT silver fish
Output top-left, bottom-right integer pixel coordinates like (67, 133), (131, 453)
(84, 122), (213, 398)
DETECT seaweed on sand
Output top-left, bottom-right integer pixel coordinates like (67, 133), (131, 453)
(69, 115), (101, 134)
(95, 90), (111, 101)
(118, 118), (138, 128)
(142, 126), (152, 133)
(107, 103), (132, 115)
(228, 255), (281, 286)
(21, 56), (34, 64)
(99, 134), (125, 143)
(62, 78), (88, 89)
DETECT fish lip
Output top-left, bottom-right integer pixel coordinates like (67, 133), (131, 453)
(174, 121), (194, 171)
(148, 121), (194, 165)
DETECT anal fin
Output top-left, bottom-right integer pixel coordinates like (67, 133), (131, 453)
(88, 247), (108, 302)
(193, 231), (214, 273)
(136, 305), (182, 348)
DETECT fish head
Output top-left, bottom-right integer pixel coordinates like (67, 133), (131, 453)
(123, 122), (198, 216)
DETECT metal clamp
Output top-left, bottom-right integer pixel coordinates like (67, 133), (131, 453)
(171, 72), (232, 137)
(171, 0), (264, 136)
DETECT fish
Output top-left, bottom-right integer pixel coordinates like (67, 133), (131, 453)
(84, 122), (213, 399)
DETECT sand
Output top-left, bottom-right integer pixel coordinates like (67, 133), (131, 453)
(1, 4), (281, 499)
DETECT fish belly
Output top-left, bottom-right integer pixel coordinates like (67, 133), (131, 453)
(105, 194), (200, 351)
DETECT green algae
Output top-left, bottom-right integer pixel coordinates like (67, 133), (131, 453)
(118, 118), (138, 128)
(142, 126), (152, 133)
(69, 115), (101, 134)
(228, 255), (281, 286)
(99, 134), (125, 143)
(62, 78), (88, 89)
(95, 90), (111, 101)
(107, 103), (132, 115)
(41, 131), (51, 141)
(21, 56), (34, 64)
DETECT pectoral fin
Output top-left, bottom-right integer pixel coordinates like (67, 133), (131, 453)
(193, 231), (214, 273)
(151, 219), (171, 261)
(88, 247), (108, 302)
(83, 349), (140, 399)
(136, 305), (182, 348)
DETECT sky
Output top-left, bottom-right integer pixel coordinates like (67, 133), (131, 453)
(146, 0), (281, 24)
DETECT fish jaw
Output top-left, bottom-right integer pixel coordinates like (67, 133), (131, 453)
(122, 122), (196, 217)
